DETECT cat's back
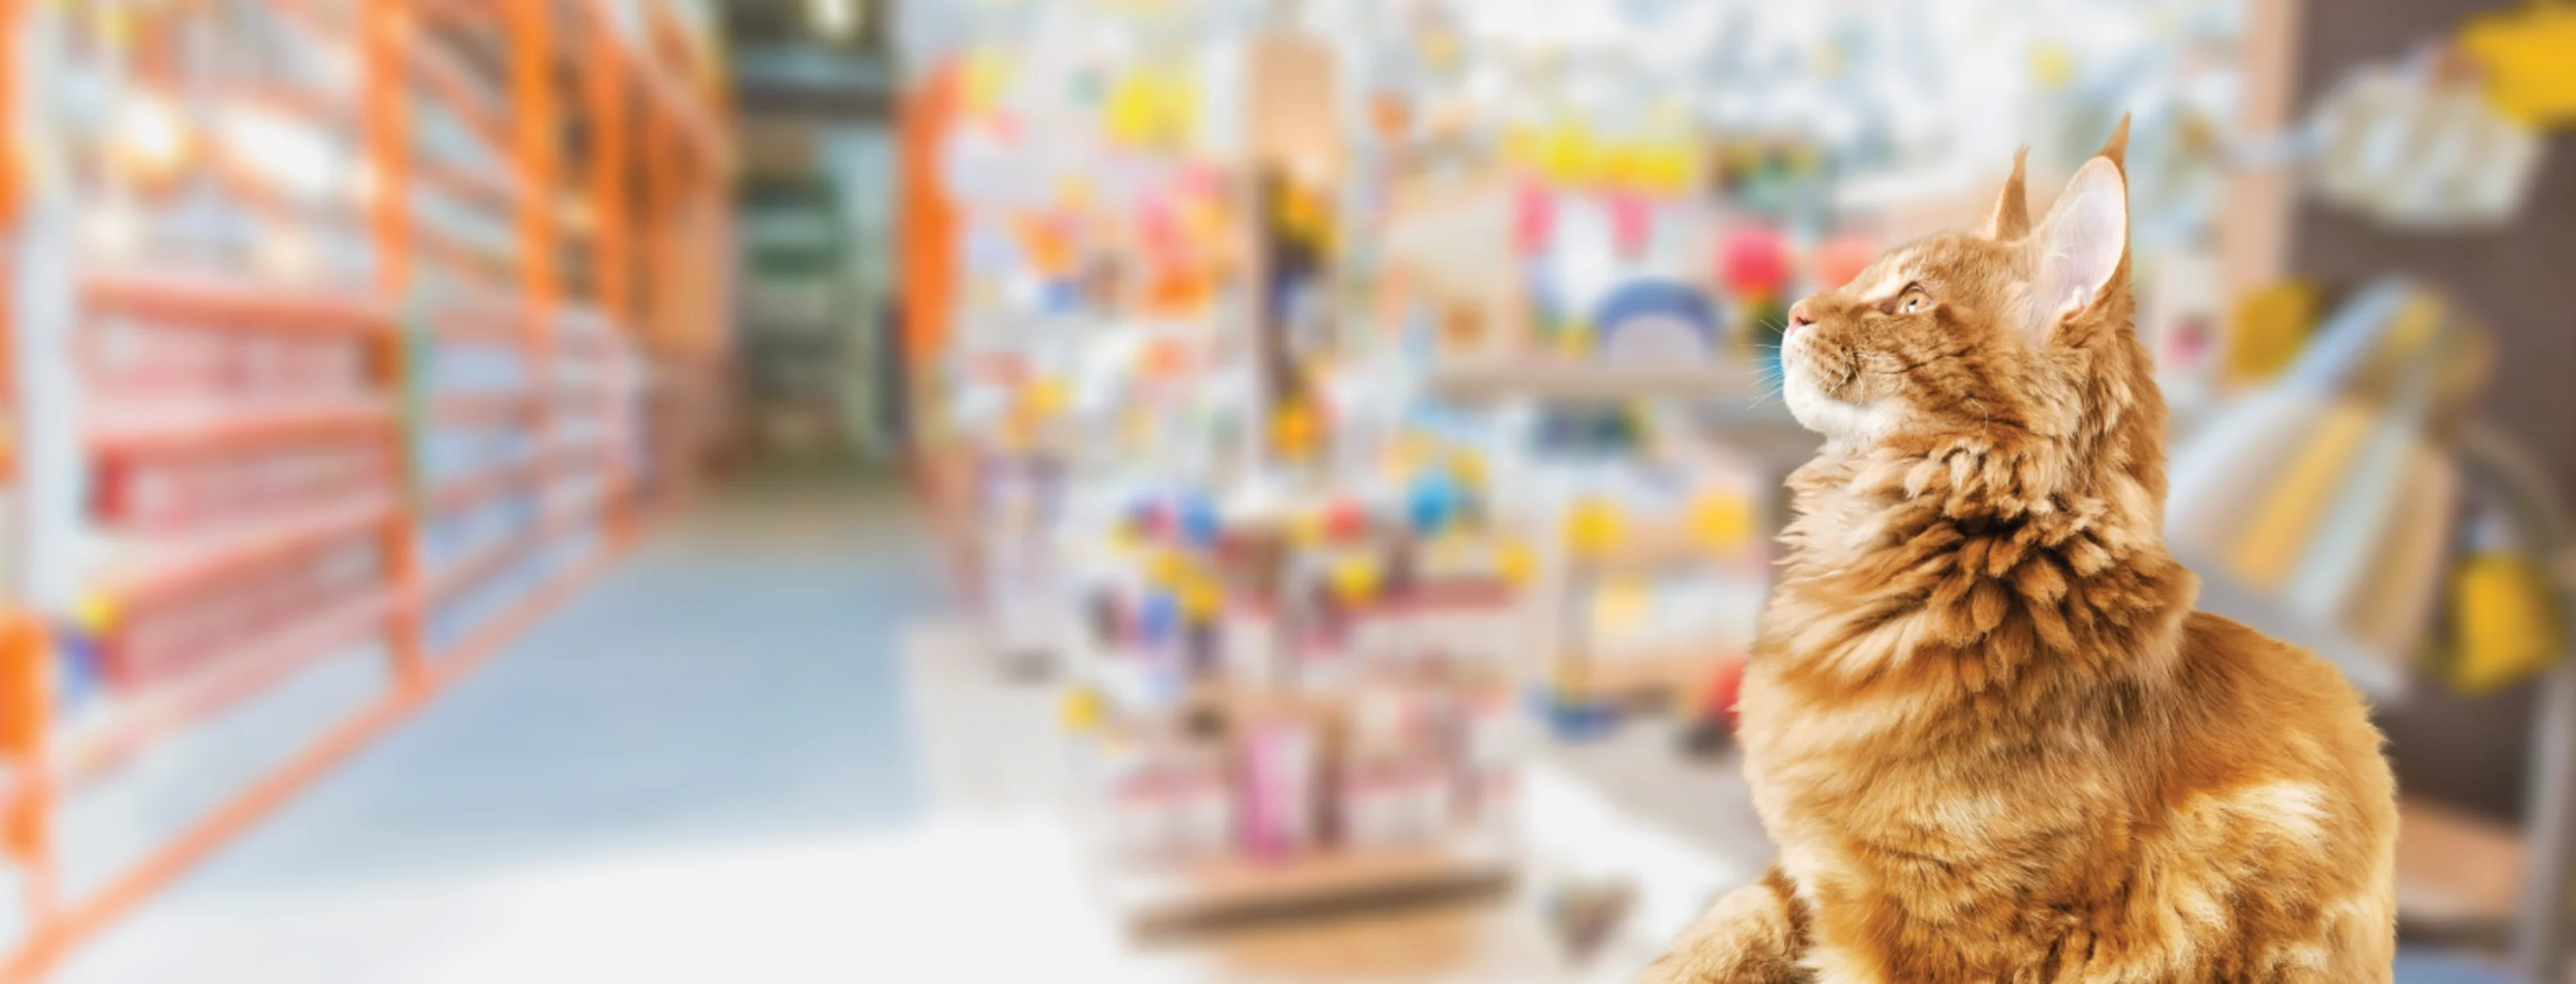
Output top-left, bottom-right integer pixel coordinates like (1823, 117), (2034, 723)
(2164, 612), (2393, 823)
(2125, 611), (2396, 981)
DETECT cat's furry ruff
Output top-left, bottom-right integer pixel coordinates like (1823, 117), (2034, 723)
(1643, 122), (2396, 983)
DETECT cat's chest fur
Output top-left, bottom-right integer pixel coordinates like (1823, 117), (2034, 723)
(1736, 584), (2135, 912)
(1734, 451), (2189, 922)
(1734, 649), (2132, 920)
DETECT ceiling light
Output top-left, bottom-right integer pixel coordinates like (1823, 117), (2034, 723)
(811, 0), (860, 40)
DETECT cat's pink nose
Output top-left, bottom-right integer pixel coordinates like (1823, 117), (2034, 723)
(1787, 302), (1816, 332)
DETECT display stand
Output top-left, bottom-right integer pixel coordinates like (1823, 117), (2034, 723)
(1108, 829), (1515, 933)
(1064, 483), (1533, 933)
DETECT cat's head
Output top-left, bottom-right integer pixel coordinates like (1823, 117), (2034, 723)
(1779, 120), (2163, 502)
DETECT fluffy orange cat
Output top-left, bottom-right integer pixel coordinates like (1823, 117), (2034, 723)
(1643, 121), (2396, 983)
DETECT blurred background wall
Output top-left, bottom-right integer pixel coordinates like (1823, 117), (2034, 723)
(2285, 0), (2576, 823)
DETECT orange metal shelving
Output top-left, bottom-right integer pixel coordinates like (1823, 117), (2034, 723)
(82, 273), (396, 336)
(0, 0), (731, 978)
(101, 495), (401, 613)
(85, 401), (402, 456)
(52, 588), (401, 784)
(433, 390), (543, 423)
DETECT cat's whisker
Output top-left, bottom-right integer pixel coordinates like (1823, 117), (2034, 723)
(1747, 380), (1786, 410)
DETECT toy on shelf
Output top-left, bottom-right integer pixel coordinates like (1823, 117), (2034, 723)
(1592, 279), (1723, 364)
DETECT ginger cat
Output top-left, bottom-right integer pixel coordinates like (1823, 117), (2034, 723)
(1643, 121), (2396, 982)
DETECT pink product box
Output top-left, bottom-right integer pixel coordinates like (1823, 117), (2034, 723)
(1239, 721), (1320, 859)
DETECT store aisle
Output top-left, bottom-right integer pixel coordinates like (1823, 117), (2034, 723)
(53, 474), (945, 984)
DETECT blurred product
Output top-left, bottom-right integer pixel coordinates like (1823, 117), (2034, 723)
(2455, 2), (2576, 128)
(2170, 279), (2487, 698)
(2442, 538), (2563, 697)
(2223, 279), (2324, 386)
(2305, 51), (2542, 231)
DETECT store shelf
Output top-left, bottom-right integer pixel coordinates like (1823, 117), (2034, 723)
(435, 392), (540, 423)
(207, 81), (357, 126)
(402, 26), (514, 158)
(1104, 831), (1516, 932)
(431, 292), (540, 346)
(425, 532), (533, 601)
(428, 536), (620, 667)
(103, 495), (396, 611)
(1429, 358), (1796, 427)
(416, 226), (524, 284)
(208, 154), (363, 223)
(57, 588), (397, 784)
(425, 528), (528, 600)
(88, 402), (397, 456)
(416, 158), (523, 211)
(553, 303), (625, 344)
(428, 456), (547, 512)
(544, 479), (620, 531)
(83, 272), (394, 336)
(573, 0), (731, 170)
(1579, 523), (1749, 574)
(1559, 649), (1743, 704)
(423, 479), (616, 601)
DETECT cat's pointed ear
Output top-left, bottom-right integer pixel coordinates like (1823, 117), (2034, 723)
(2098, 113), (2131, 170)
(2030, 152), (2128, 331)
(1981, 148), (2031, 240)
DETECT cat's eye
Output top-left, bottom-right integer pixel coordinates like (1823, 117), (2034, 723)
(1899, 292), (1927, 314)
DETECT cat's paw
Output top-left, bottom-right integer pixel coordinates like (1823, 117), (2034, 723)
(1637, 875), (1813, 983)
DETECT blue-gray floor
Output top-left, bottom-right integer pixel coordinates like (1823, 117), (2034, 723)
(54, 473), (942, 982)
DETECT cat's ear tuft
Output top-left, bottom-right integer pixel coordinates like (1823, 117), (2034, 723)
(1981, 147), (2031, 240)
(2097, 114), (2131, 171)
(2031, 155), (2128, 330)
